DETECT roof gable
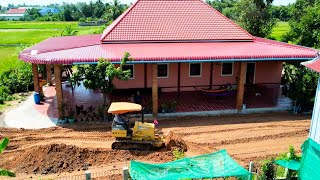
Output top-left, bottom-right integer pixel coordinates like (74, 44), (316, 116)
(6, 8), (26, 14)
(101, 0), (253, 43)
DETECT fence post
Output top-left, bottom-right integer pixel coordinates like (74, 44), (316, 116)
(85, 170), (91, 180)
(123, 167), (129, 180)
(248, 161), (254, 180)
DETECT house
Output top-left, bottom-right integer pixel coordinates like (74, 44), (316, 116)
(0, 8), (27, 20)
(39, 8), (60, 16)
(19, 0), (318, 117)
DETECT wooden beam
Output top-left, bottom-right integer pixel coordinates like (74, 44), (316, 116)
(236, 62), (246, 111)
(144, 64), (147, 89)
(152, 64), (158, 116)
(209, 62), (213, 89)
(32, 64), (40, 93)
(46, 64), (52, 86)
(54, 65), (63, 118)
(177, 63), (181, 93)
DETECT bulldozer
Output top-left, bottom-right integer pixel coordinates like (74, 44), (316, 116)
(108, 102), (165, 150)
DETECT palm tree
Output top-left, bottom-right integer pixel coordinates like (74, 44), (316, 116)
(0, 137), (16, 177)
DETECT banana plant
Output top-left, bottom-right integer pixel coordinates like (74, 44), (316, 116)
(0, 137), (16, 177)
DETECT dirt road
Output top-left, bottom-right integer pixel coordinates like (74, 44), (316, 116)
(0, 112), (310, 179)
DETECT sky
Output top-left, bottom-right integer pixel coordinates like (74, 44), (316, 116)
(0, 0), (297, 6)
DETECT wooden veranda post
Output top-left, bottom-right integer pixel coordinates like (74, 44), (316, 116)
(54, 65), (63, 118)
(32, 64), (40, 93)
(46, 64), (52, 86)
(152, 64), (158, 116)
(236, 62), (246, 111)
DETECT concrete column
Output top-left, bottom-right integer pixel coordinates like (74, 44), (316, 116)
(236, 62), (246, 111)
(152, 64), (158, 116)
(46, 64), (52, 86)
(54, 65), (63, 118)
(32, 64), (40, 93)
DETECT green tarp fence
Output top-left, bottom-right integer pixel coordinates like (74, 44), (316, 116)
(129, 149), (251, 180)
(276, 138), (320, 180)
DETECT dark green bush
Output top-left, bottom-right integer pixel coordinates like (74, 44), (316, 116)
(0, 63), (33, 94)
(0, 97), (5, 104)
(0, 63), (33, 105)
(259, 158), (275, 180)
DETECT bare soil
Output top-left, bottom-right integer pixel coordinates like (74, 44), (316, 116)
(0, 112), (310, 179)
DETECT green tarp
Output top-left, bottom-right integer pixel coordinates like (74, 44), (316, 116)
(275, 159), (301, 171)
(129, 149), (251, 180)
(299, 138), (320, 180)
(276, 138), (320, 180)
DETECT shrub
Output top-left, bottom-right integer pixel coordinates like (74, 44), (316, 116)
(79, 17), (86, 22)
(172, 149), (185, 160)
(259, 158), (275, 180)
(0, 63), (33, 94)
(0, 86), (10, 101)
(0, 97), (5, 104)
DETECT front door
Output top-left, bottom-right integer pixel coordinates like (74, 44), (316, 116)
(246, 63), (255, 85)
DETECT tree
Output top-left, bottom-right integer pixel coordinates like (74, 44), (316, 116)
(94, 0), (106, 18)
(282, 63), (319, 112)
(63, 6), (74, 21)
(236, 0), (276, 37)
(103, 0), (128, 21)
(75, 52), (133, 108)
(27, 8), (41, 20)
(0, 137), (16, 177)
(283, 0), (320, 48)
(206, 0), (238, 20)
(81, 2), (94, 18)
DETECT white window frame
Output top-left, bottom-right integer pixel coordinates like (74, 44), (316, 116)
(189, 63), (202, 77)
(221, 62), (234, 76)
(157, 63), (169, 78)
(122, 64), (135, 79)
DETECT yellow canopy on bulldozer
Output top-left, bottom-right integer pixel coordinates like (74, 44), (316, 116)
(108, 102), (142, 114)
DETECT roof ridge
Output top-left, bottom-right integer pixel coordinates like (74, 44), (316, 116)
(100, 0), (141, 42)
(198, 0), (254, 40)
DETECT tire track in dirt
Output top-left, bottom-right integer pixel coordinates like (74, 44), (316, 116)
(188, 129), (307, 146)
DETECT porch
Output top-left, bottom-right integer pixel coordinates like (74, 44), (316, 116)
(34, 82), (287, 119)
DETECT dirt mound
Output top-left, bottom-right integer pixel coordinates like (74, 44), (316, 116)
(165, 131), (188, 152)
(3, 143), (173, 175)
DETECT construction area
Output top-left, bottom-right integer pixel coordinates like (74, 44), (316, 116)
(0, 112), (310, 179)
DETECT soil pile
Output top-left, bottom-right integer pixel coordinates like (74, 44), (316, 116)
(3, 143), (173, 175)
(165, 131), (188, 152)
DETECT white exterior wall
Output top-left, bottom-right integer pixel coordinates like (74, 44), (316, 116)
(310, 78), (320, 144)
(0, 14), (25, 20)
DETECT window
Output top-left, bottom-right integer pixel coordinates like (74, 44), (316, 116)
(158, 64), (169, 78)
(122, 65), (134, 79)
(189, 63), (202, 77)
(221, 62), (233, 76)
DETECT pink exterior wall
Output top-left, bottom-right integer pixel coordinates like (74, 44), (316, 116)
(112, 61), (283, 91)
(113, 64), (145, 89)
(255, 61), (282, 84)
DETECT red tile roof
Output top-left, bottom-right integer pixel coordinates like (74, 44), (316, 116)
(101, 0), (253, 43)
(22, 34), (101, 54)
(301, 55), (320, 73)
(6, 8), (27, 14)
(19, 36), (317, 64)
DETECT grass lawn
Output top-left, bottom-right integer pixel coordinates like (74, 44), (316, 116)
(0, 21), (81, 29)
(271, 21), (290, 41)
(0, 29), (61, 45)
(0, 46), (24, 73)
(0, 27), (101, 45)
